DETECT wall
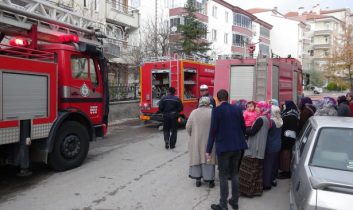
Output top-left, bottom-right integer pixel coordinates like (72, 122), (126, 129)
(254, 11), (301, 59)
(109, 100), (140, 121)
(207, 1), (233, 58)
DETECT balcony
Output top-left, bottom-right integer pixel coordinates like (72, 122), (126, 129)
(314, 29), (333, 36)
(312, 43), (331, 49)
(105, 0), (139, 29)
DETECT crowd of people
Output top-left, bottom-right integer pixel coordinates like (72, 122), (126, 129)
(159, 85), (353, 210)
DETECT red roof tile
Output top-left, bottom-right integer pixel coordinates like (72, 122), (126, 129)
(246, 8), (272, 14)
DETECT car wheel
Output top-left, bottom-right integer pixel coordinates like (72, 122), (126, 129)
(48, 121), (90, 171)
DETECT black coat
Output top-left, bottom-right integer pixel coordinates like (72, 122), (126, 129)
(281, 110), (299, 150)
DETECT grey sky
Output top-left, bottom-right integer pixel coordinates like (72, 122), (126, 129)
(226, 0), (353, 13)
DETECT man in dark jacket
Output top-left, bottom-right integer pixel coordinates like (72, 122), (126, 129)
(206, 89), (248, 210)
(199, 84), (216, 108)
(158, 87), (183, 149)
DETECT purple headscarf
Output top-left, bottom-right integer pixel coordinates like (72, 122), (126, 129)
(299, 97), (313, 110)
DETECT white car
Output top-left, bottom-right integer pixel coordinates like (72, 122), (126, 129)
(290, 117), (353, 210)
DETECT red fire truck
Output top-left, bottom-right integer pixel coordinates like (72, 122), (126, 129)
(139, 59), (215, 123)
(0, 1), (118, 173)
(214, 57), (304, 105)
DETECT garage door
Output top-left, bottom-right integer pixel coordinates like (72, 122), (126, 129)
(230, 66), (255, 101)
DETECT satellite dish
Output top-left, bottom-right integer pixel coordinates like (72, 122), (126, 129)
(171, 26), (177, 32)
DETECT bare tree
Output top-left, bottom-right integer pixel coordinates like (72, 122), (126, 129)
(326, 23), (353, 90)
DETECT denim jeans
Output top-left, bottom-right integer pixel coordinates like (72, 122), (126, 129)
(217, 151), (241, 208)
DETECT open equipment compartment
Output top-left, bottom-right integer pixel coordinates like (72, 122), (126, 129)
(151, 69), (170, 107)
(183, 68), (197, 100)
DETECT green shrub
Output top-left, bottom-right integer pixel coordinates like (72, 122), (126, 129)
(326, 82), (337, 91)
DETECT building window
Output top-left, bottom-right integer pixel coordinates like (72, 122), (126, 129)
(232, 33), (248, 47)
(225, 11), (229, 23)
(260, 26), (270, 38)
(259, 44), (270, 55)
(224, 33), (228, 44)
(94, 0), (99, 11)
(170, 17), (181, 31)
(212, 29), (217, 41)
(83, 0), (87, 8)
(233, 13), (252, 29)
(212, 6), (217, 18)
(132, 0), (141, 8)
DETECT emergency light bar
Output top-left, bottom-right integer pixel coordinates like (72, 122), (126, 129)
(59, 34), (79, 43)
(9, 37), (29, 47)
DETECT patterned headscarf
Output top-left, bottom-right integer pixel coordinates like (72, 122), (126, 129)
(257, 101), (271, 126)
(271, 105), (283, 128)
(299, 97), (313, 110)
(314, 97), (338, 116)
(282, 100), (299, 119)
(198, 96), (211, 107)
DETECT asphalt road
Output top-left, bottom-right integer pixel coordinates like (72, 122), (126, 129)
(0, 120), (289, 210)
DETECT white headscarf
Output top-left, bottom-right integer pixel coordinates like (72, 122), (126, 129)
(271, 105), (283, 128)
(198, 96), (211, 108)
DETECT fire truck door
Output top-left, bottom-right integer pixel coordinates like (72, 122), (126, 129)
(66, 54), (103, 125)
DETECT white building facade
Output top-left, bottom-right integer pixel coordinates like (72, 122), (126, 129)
(248, 8), (307, 62)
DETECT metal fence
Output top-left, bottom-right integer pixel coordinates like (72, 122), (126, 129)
(109, 83), (140, 101)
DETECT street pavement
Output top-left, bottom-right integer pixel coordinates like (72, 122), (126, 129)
(0, 120), (289, 210)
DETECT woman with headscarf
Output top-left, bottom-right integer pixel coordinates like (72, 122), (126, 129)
(278, 101), (299, 179)
(337, 95), (352, 117)
(263, 105), (283, 190)
(298, 97), (316, 132)
(186, 97), (216, 188)
(314, 97), (338, 116)
(239, 101), (271, 197)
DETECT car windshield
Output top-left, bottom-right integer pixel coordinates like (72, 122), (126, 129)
(310, 128), (353, 172)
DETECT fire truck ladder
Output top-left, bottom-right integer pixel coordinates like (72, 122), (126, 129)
(254, 57), (268, 101)
(0, 0), (122, 51)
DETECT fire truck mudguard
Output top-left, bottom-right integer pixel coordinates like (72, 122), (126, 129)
(46, 110), (93, 171)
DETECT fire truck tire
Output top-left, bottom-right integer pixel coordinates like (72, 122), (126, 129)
(48, 121), (90, 171)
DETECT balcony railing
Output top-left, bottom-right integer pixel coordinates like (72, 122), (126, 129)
(107, 0), (137, 16)
(105, 0), (139, 29)
(313, 43), (331, 49)
(314, 29), (333, 36)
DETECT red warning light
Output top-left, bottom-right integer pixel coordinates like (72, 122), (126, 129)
(59, 35), (80, 43)
(9, 38), (29, 47)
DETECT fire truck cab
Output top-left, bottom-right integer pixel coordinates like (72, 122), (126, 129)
(0, 0), (113, 173)
(214, 57), (304, 105)
(140, 59), (215, 123)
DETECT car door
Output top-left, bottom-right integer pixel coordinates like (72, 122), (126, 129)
(66, 54), (104, 125)
(291, 122), (315, 209)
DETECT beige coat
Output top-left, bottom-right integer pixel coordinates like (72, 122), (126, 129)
(186, 107), (216, 166)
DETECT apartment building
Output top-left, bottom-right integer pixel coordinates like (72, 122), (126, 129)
(165, 0), (272, 60)
(285, 4), (352, 73)
(248, 8), (308, 69)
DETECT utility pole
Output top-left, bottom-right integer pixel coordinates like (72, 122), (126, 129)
(155, 0), (158, 57)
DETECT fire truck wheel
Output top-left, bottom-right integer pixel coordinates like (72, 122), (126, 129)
(48, 121), (90, 171)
